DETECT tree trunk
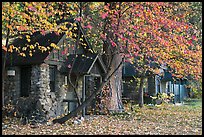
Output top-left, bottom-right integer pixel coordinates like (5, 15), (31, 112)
(107, 53), (123, 112)
(138, 76), (145, 108)
(102, 2), (123, 112)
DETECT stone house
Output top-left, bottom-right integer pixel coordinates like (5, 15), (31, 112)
(2, 19), (107, 121)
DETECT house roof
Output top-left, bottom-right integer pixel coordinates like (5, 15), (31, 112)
(122, 62), (138, 77)
(3, 31), (63, 66)
(60, 53), (107, 75)
(161, 71), (173, 82)
(2, 19), (94, 66)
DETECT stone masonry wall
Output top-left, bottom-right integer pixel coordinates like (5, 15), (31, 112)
(4, 67), (21, 105)
(31, 63), (67, 120)
(4, 63), (68, 121)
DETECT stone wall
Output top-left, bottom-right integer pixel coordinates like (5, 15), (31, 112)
(4, 67), (21, 105)
(31, 63), (67, 120)
(4, 63), (68, 121)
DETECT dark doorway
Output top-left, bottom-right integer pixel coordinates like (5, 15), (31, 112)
(20, 66), (32, 97)
(84, 76), (101, 115)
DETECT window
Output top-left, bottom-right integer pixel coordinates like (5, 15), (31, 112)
(20, 66), (31, 97)
(49, 65), (57, 92)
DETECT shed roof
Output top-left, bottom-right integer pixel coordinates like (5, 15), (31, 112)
(60, 54), (107, 75)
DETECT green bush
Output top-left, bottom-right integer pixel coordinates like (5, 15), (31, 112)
(150, 93), (174, 104)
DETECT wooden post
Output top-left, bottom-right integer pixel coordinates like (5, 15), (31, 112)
(179, 79), (181, 103)
(172, 80), (174, 102)
(82, 75), (86, 117)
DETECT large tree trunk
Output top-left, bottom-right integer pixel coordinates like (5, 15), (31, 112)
(103, 2), (123, 112)
(107, 53), (123, 112)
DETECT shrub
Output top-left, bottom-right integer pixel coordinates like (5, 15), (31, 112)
(150, 93), (174, 104)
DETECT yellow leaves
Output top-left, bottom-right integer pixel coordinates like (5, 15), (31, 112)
(38, 46), (47, 52)
(26, 35), (31, 43)
(29, 45), (34, 50)
(66, 31), (72, 38)
(22, 47), (27, 51)
(80, 38), (83, 41)
(73, 27), (77, 30)
(73, 33), (77, 38)
(26, 35), (30, 39)
(81, 43), (87, 47)
(88, 49), (94, 53)
(60, 25), (68, 31)
(19, 52), (26, 57)
(69, 10), (74, 15)
(29, 51), (33, 57)
(73, 23), (77, 27)
(34, 42), (39, 47)
(50, 43), (56, 47)
(27, 38), (31, 42)
(8, 45), (14, 53)
(13, 47), (20, 53)
(22, 13), (30, 20)
(50, 43), (59, 50)
(144, 32), (147, 37)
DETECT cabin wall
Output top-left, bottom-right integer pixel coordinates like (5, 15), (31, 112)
(147, 76), (156, 96)
(4, 63), (68, 121)
(122, 77), (137, 100)
(160, 81), (167, 93)
(65, 77), (83, 112)
(154, 74), (189, 103)
(4, 66), (21, 105)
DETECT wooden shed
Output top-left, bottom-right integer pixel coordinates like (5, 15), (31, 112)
(60, 53), (107, 116)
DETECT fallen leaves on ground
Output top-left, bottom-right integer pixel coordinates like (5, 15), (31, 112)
(2, 100), (202, 135)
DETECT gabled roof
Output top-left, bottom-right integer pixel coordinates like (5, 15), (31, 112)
(60, 53), (107, 75)
(3, 31), (63, 66)
(3, 19), (93, 66)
